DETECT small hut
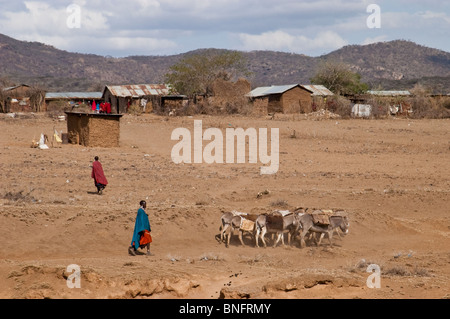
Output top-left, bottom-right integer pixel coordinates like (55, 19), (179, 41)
(65, 112), (123, 148)
(246, 84), (313, 114)
(1, 84), (46, 113)
(302, 84), (334, 111)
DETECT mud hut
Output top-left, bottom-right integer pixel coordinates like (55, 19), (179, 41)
(161, 95), (189, 112)
(65, 112), (123, 148)
(1, 84), (46, 113)
(246, 84), (313, 114)
(302, 84), (334, 111)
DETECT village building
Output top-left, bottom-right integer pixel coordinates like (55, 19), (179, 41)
(1, 84), (45, 113)
(65, 111), (123, 148)
(161, 95), (189, 113)
(246, 84), (314, 114)
(45, 92), (103, 111)
(351, 90), (412, 117)
(302, 84), (335, 111)
(102, 84), (173, 114)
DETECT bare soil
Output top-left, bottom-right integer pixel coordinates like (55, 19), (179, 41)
(0, 113), (449, 299)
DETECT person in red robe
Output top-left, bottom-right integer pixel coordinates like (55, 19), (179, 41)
(91, 156), (108, 194)
(105, 102), (111, 114)
(91, 100), (96, 112)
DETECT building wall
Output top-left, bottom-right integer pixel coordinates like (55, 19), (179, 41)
(87, 117), (120, 147)
(103, 90), (129, 114)
(268, 94), (283, 113)
(281, 86), (312, 113)
(251, 97), (269, 115)
(66, 113), (121, 147)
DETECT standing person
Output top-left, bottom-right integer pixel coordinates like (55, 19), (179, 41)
(129, 200), (153, 256)
(105, 101), (111, 114)
(91, 156), (108, 194)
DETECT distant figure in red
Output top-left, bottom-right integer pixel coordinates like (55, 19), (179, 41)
(99, 102), (111, 114)
(91, 100), (96, 112)
(91, 156), (108, 194)
(106, 102), (111, 114)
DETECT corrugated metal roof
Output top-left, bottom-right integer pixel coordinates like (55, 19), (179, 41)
(367, 90), (411, 96)
(302, 84), (334, 96)
(103, 84), (171, 98)
(246, 84), (310, 98)
(245, 86), (272, 98)
(2, 84), (31, 92)
(45, 92), (103, 100)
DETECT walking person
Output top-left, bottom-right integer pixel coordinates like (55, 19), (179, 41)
(129, 200), (154, 256)
(91, 156), (108, 194)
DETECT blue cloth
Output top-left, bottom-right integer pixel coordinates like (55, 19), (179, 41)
(131, 208), (151, 249)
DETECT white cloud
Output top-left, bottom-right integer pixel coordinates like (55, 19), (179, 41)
(0, 0), (448, 56)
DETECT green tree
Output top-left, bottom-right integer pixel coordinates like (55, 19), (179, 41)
(310, 61), (369, 95)
(165, 50), (250, 97)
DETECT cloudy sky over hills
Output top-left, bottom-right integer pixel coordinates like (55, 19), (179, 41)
(0, 0), (448, 57)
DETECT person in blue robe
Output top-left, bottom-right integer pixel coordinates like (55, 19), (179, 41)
(129, 200), (153, 256)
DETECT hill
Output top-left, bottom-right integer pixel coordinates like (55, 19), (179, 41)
(0, 33), (449, 93)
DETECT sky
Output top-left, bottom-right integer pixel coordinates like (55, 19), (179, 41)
(0, 0), (449, 57)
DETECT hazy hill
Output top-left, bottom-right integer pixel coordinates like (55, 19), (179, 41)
(0, 33), (449, 93)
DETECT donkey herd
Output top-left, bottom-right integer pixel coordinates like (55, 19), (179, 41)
(216, 208), (350, 248)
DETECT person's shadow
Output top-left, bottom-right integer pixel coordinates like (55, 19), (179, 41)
(87, 191), (100, 195)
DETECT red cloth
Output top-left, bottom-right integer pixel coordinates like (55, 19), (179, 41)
(91, 161), (108, 185)
(106, 102), (111, 114)
(139, 230), (152, 246)
(92, 100), (96, 111)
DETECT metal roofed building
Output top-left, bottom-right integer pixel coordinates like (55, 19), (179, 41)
(246, 84), (314, 114)
(246, 84), (303, 98)
(102, 84), (172, 114)
(44, 92), (103, 113)
(302, 84), (334, 96)
(367, 90), (411, 97)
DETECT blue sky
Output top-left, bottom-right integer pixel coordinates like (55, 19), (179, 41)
(0, 0), (448, 57)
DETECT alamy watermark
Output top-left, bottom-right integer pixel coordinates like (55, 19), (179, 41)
(66, 4), (81, 29)
(366, 264), (381, 289)
(66, 264), (81, 289)
(367, 4), (381, 29)
(171, 120), (279, 175)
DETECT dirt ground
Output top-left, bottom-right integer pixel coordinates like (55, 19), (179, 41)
(0, 112), (449, 299)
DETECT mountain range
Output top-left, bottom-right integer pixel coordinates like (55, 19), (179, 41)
(0, 33), (449, 93)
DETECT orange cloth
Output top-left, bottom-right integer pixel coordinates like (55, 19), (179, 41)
(139, 230), (152, 246)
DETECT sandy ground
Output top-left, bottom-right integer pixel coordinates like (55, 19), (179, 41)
(0, 112), (449, 299)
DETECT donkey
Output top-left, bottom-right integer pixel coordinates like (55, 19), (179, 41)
(218, 212), (235, 244)
(255, 211), (302, 248)
(316, 215), (349, 245)
(226, 214), (258, 247)
(297, 213), (349, 248)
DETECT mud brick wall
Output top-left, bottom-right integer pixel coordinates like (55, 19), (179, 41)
(66, 112), (121, 147)
(268, 95), (283, 113)
(281, 86), (312, 114)
(87, 117), (120, 147)
(251, 97), (269, 115)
